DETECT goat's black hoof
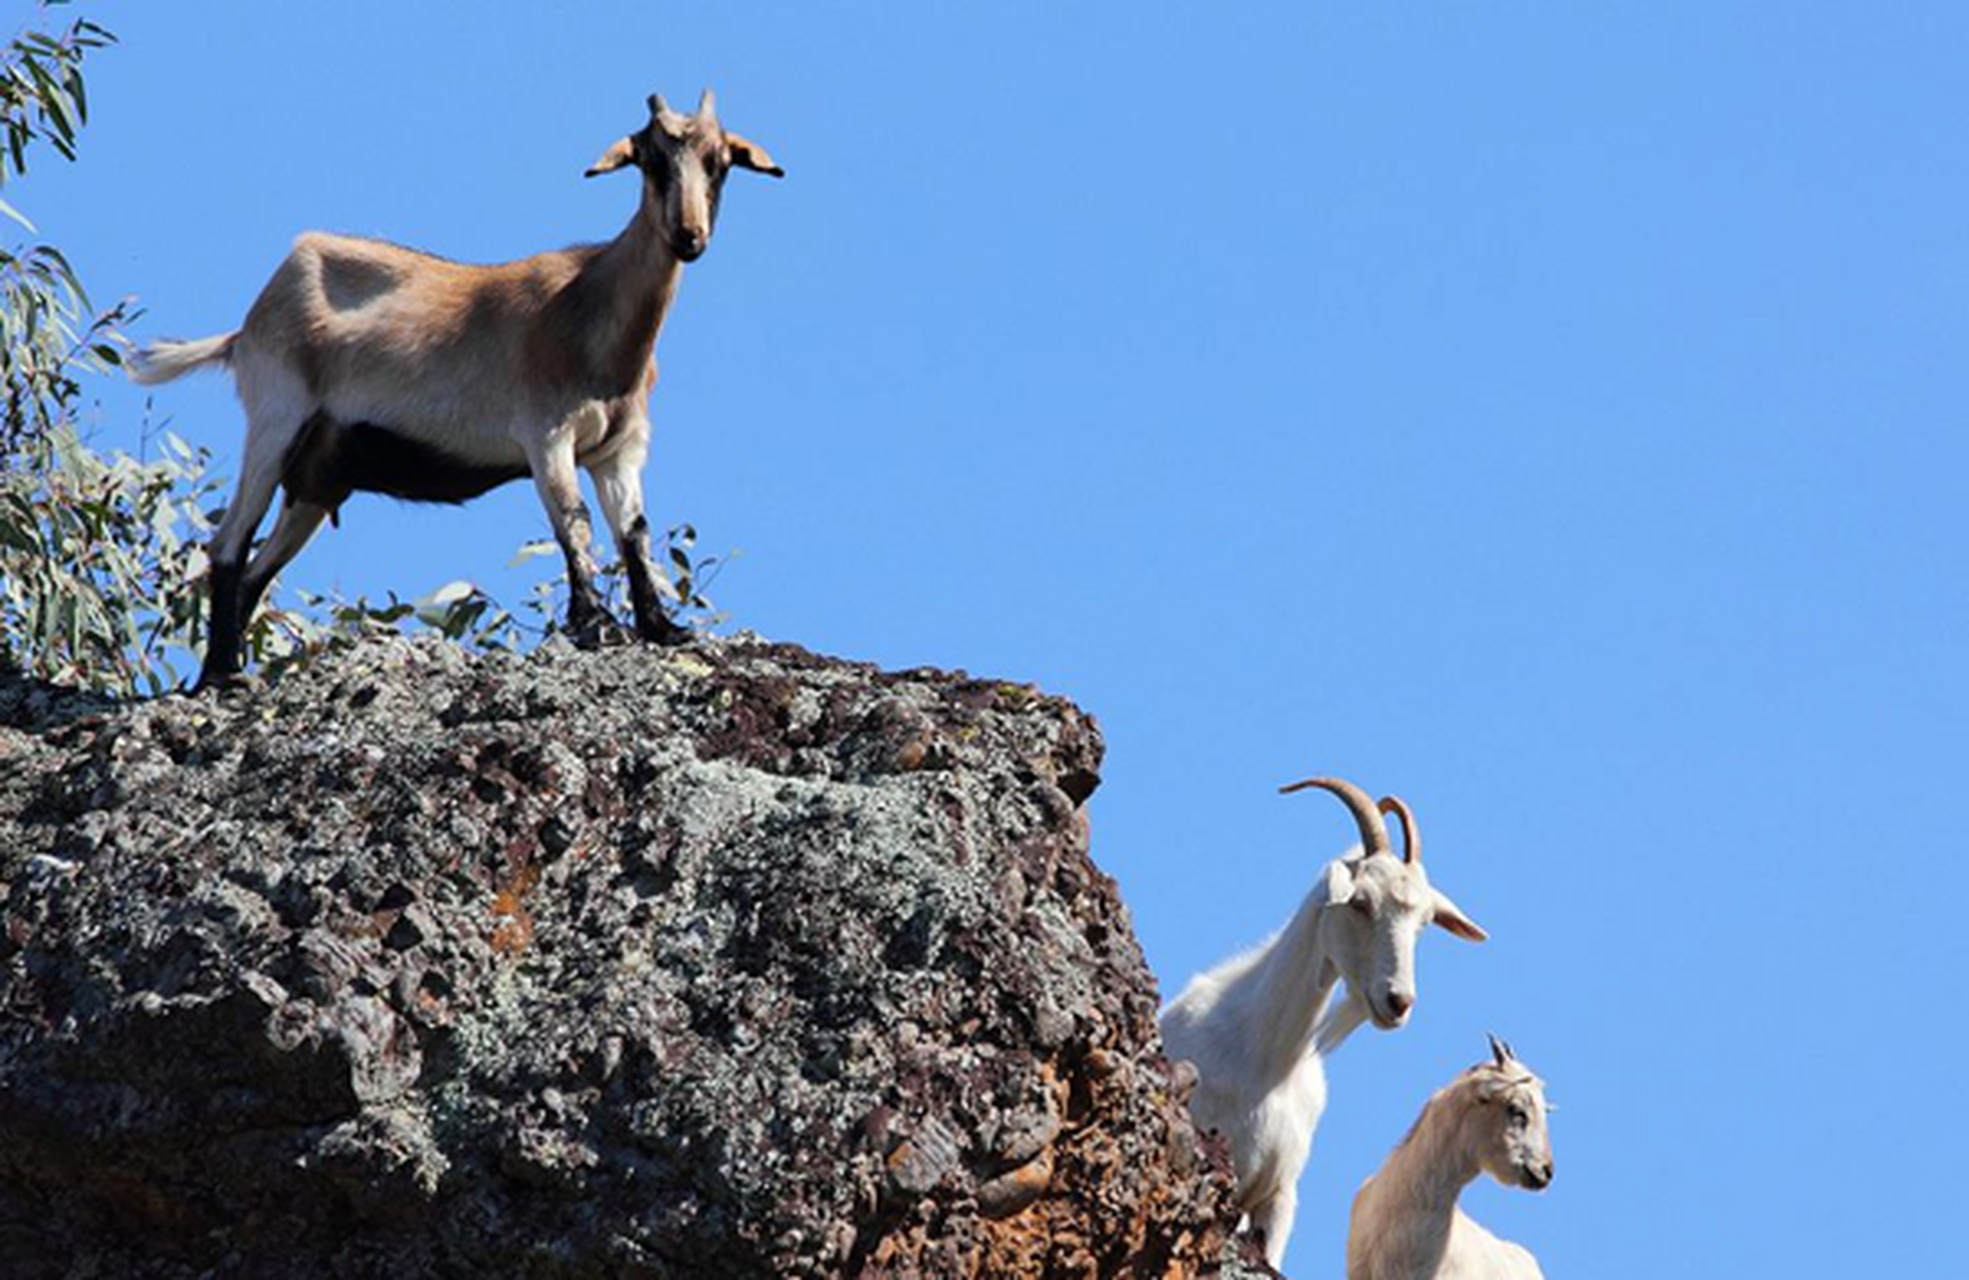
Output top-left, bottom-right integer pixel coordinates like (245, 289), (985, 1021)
(568, 614), (633, 650)
(192, 669), (251, 696)
(637, 618), (694, 647)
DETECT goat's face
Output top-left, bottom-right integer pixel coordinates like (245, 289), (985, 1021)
(586, 90), (784, 262)
(1470, 1043), (1554, 1191)
(1284, 778), (1487, 1031)
(1321, 853), (1486, 1029)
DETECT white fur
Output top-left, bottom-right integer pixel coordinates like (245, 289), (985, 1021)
(1159, 781), (1488, 1267)
(1347, 1047), (1553, 1280)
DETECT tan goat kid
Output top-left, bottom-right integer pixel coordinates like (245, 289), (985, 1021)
(133, 90), (781, 688)
(1348, 1037), (1555, 1280)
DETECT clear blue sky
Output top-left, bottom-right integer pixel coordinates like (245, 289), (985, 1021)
(24, 3), (1968, 1274)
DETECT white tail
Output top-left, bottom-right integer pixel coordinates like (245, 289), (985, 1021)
(129, 332), (237, 385)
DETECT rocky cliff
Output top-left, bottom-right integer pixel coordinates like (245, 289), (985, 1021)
(0, 636), (1267, 1278)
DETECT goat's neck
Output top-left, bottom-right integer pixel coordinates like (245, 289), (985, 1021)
(576, 184), (684, 391)
(1239, 892), (1344, 1085)
(1367, 1088), (1481, 1260)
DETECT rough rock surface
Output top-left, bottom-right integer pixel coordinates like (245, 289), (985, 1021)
(0, 636), (1270, 1278)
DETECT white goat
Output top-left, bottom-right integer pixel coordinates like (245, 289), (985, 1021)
(1159, 777), (1489, 1267)
(132, 90), (782, 688)
(1348, 1036), (1554, 1280)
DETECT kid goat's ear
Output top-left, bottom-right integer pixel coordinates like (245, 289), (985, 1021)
(585, 137), (636, 178)
(1431, 887), (1489, 942)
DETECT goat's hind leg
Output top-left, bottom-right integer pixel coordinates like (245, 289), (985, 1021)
(589, 446), (688, 646)
(527, 431), (628, 648)
(199, 426), (296, 690)
(235, 496), (332, 647)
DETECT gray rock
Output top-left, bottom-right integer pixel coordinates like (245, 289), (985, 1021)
(0, 635), (1261, 1278)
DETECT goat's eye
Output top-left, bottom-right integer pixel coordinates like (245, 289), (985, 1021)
(1507, 1105), (1529, 1126)
(1348, 896), (1373, 917)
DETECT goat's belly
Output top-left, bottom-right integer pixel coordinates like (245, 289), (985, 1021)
(283, 416), (530, 508)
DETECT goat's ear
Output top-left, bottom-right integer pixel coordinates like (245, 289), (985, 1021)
(585, 137), (637, 178)
(1431, 888), (1489, 943)
(726, 132), (785, 178)
(1318, 860), (1357, 908)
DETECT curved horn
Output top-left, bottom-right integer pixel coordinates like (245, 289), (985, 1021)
(696, 87), (718, 121)
(647, 92), (672, 119)
(1488, 1033), (1514, 1067)
(1377, 795), (1420, 865)
(1278, 776), (1392, 860)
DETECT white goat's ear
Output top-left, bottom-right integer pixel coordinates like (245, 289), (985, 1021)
(1319, 860), (1357, 907)
(585, 137), (637, 178)
(1431, 888), (1489, 942)
(726, 132), (785, 178)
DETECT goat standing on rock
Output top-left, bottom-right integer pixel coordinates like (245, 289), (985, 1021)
(1348, 1036), (1554, 1280)
(1159, 777), (1489, 1267)
(132, 90), (782, 689)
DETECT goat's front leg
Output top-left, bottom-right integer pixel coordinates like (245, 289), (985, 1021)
(526, 430), (627, 648)
(589, 443), (689, 646)
(1249, 1184), (1298, 1269)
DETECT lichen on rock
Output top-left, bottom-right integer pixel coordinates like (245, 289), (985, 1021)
(0, 635), (1266, 1278)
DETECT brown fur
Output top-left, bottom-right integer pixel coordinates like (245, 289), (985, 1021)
(134, 91), (780, 687)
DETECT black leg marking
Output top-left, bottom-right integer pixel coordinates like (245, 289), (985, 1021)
(558, 505), (627, 648)
(236, 570), (276, 637)
(620, 515), (689, 645)
(199, 558), (246, 690)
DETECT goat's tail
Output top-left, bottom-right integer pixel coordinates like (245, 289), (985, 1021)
(129, 331), (237, 385)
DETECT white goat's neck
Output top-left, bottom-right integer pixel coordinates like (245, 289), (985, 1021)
(1363, 1083), (1481, 1271)
(1235, 889), (1345, 1086)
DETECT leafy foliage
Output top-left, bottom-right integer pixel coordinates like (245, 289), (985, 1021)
(0, 3), (111, 182)
(1, 3), (125, 461)
(0, 426), (219, 694)
(0, 419), (734, 694)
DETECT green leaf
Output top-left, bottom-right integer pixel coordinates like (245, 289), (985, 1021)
(0, 194), (34, 232)
(420, 579), (476, 608)
(508, 539), (557, 568)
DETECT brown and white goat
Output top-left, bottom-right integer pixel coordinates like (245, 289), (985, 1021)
(133, 90), (782, 688)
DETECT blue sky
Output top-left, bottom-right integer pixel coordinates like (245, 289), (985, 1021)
(22, 3), (1968, 1273)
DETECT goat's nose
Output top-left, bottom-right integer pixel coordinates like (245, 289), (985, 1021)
(1531, 1161), (1554, 1188)
(1386, 991), (1414, 1019)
